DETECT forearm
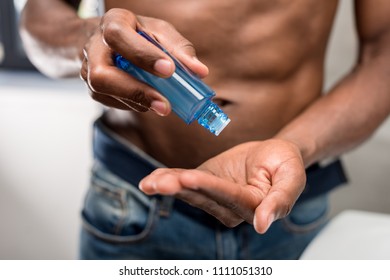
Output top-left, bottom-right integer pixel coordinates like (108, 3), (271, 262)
(19, 0), (99, 78)
(276, 43), (390, 167)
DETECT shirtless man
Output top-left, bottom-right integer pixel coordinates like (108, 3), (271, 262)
(20, 0), (390, 259)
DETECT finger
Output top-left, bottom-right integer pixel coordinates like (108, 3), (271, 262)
(140, 170), (244, 227)
(142, 168), (259, 223)
(140, 168), (251, 226)
(141, 168), (238, 200)
(137, 16), (209, 78)
(154, 32), (209, 78)
(176, 189), (244, 228)
(179, 170), (259, 223)
(94, 93), (148, 111)
(139, 168), (184, 195)
(82, 56), (147, 110)
(102, 9), (175, 78)
(253, 190), (292, 234)
(85, 33), (171, 115)
(80, 57), (88, 82)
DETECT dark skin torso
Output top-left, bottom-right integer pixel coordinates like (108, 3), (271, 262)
(102, 0), (339, 168)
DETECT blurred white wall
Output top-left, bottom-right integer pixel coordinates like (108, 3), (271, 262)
(0, 0), (389, 260)
(0, 72), (100, 259)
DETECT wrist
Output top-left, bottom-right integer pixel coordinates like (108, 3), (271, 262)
(273, 132), (318, 168)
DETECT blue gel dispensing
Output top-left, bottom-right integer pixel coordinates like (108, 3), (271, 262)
(114, 31), (230, 136)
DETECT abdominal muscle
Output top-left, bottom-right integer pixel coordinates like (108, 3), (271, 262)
(103, 0), (338, 168)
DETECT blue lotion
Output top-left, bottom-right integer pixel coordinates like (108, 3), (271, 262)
(114, 31), (230, 136)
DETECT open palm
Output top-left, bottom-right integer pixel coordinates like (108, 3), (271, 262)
(140, 139), (306, 233)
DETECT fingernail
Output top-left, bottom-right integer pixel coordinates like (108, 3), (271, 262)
(154, 59), (173, 76)
(138, 181), (154, 194)
(150, 100), (169, 116)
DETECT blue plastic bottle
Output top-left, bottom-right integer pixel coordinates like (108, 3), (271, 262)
(114, 31), (230, 136)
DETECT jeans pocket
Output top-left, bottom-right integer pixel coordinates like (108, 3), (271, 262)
(81, 175), (157, 243)
(282, 195), (329, 234)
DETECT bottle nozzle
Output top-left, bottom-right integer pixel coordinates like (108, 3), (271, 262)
(197, 102), (231, 136)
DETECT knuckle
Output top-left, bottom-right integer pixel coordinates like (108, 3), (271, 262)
(104, 8), (136, 23)
(149, 20), (196, 56)
(102, 22), (122, 46)
(129, 88), (150, 106)
(102, 9), (136, 46)
(172, 38), (196, 58)
(153, 18), (175, 31)
(88, 66), (107, 92)
(178, 39), (195, 51)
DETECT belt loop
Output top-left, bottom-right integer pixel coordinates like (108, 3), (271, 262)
(158, 196), (174, 217)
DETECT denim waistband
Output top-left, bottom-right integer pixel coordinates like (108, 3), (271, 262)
(92, 117), (348, 215)
(300, 159), (347, 202)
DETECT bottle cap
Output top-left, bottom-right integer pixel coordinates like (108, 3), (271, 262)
(197, 102), (231, 136)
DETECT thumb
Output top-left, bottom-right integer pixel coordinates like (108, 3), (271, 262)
(172, 43), (209, 78)
(253, 190), (294, 234)
(154, 34), (209, 78)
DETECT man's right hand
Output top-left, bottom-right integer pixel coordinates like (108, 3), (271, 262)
(80, 8), (208, 115)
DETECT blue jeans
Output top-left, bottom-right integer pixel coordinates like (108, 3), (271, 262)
(79, 119), (346, 260)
